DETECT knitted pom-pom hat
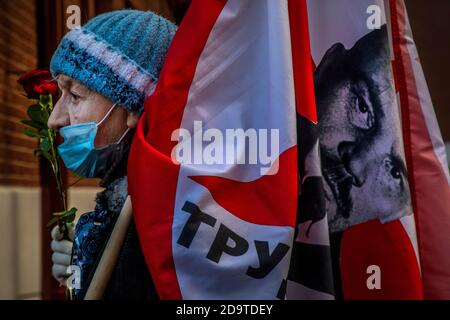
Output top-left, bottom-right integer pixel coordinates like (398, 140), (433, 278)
(50, 10), (177, 115)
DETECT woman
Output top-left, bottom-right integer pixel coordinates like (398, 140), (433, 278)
(48, 9), (177, 300)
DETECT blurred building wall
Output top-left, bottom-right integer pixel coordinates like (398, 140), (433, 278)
(0, 1), (40, 186)
(0, 187), (41, 299)
(0, 0), (42, 300)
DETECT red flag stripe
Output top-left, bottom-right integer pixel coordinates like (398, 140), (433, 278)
(341, 220), (423, 299)
(128, 0), (227, 299)
(190, 146), (298, 228)
(288, 0), (318, 123)
(390, 0), (450, 298)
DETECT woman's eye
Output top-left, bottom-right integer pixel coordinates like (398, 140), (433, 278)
(70, 92), (80, 101)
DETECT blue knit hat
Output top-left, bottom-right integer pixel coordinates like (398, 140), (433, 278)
(50, 10), (177, 115)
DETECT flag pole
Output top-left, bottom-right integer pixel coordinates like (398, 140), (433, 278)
(84, 196), (133, 300)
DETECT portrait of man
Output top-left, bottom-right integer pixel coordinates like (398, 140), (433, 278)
(314, 25), (412, 232)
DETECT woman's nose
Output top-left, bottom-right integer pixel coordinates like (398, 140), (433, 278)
(47, 100), (69, 130)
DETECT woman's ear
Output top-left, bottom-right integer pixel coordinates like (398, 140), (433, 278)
(126, 112), (140, 128)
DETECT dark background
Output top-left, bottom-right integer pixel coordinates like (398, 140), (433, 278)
(406, 0), (450, 140)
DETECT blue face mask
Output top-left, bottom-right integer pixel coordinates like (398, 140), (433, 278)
(58, 104), (130, 178)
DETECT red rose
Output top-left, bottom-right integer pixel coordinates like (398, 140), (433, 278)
(34, 82), (58, 97)
(18, 70), (57, 99)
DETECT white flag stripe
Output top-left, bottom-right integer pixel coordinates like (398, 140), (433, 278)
(171, 0), (297, 299)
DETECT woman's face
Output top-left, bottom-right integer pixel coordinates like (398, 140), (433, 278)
(48, 75), (138, 148)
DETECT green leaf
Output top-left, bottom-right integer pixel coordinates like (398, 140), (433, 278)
(39, 129), (50, 138)
(27, 104), (48, 127)
(61, 208), (77, 223)
(41, 107), (50, 124)
(22, 127), (41, 138)
(21, 119), (45, 130)
(40, 139), (51, 152)
(46, 216), (60, 228)
(51, 211), (64, 217)
(39, 94), (51, 108)
(46, 208), (77, 227)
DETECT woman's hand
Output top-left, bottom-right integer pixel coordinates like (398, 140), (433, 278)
(50, 223), (74, 285)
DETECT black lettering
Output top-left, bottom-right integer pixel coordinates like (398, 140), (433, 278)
(207, 224), (249, 263)
(177, 201), (217, 248)
(246, 241), (290, 279)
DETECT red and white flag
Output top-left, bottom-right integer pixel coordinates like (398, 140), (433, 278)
(306, 0), (450, 299)
(390, 0), (450, 299)
(129, 0), (301, 299)
(128, 0), (450, 300)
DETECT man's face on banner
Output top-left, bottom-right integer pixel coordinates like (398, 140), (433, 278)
(314, 25), (411, 232)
